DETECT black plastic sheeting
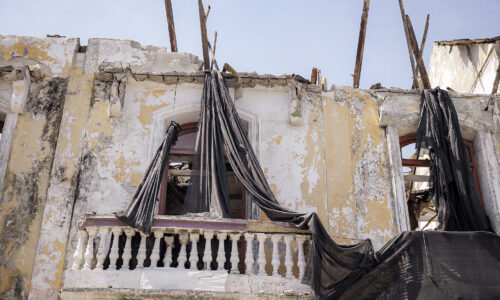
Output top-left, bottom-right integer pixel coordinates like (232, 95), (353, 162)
(338, 231), (500, 299)
(116, 74), (500, 299)
(416, 88), (491, 231)
(115, 121), (181, 233)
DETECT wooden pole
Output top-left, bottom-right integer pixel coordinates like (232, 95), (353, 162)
(405, 15), (431, 89)
(353, 0), (370, 88)
(398, 0), (419, 89)
(418, 14), (430, 70)
(210, 31), (217, 70)
(164, 0), (178, 52)
(198, 0), (210, 70)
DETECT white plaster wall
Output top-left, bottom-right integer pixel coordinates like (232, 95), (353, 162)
(428, 42), (499, 94)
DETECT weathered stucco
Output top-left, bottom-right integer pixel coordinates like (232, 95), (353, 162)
(0, 35), (498, 299)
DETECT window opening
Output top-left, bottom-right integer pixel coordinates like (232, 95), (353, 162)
(400, 133), (483, 231)
(158, 122), (247, 219)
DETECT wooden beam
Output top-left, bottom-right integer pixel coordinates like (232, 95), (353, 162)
(398, 0), (419, 89)
(404, 174), (429, 182)
(469, 47), (494, 93)
(164, 0), (178, 52)
(198, 0), (210, 70)
(311, 67), (318, 84)
(210, 31), (217, 70)
(418, 14), (430, 75)
(405, 15), (431, 89)
(353, 0), (370, 88)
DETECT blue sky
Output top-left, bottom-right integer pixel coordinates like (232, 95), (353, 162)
(1, 0), (498, 88)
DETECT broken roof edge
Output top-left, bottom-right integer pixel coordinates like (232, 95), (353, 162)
(434, 36), (500, 46)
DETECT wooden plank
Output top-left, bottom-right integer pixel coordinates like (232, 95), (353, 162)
(353, 0), (370, 88)
(198, 0), (210, 70)
(418, 14), (430, 77)
(210, 31), (217, 70)
(164, 0), (178, 52)
(398, 0), (419, 89)
(404, 174), (429, 182)
(402, 158), (430, 167)
(405, 15), (431, 89)
(470, 47), (494, 93)
(311, 67), (318, 85)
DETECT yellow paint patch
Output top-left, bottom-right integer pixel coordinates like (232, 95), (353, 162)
(113, 154), (140, 183)
(268, 135), (283, 146)
(0, 266), (13, 293)
(8, 117), (45, 174)
(138, 103), (169, 131)
(0, 38), (55, 62)
(130, 172), (144, 187)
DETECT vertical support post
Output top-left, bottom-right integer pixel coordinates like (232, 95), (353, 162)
(229, 233), (241, 274)
(353, 0), (371, 88)
(178, 232), (189, 269)
(71, 230), (88, 270)
(270, 234), (281, 277)
(189, 233), (200, 270)
(164, 0), (178, 52)
(256, 233), (267, 276)
(283, 235), (294, 279)
(121, 229), (135, 270)
(244, 233), (255, 275)
(136, 232), (148, 269)
(203, 231), (214, 270)
(83, 227), (98, 270)
(164, 236), (174, 267)
(151, 229), (164, 268)
(398, 0), (419, 88)
(216, 232), (227, 271)
(108, 227), (122, 270)
(198, 0), (210, 70)
(295, 235), (307, 279)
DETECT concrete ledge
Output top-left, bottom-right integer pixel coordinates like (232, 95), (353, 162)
(63, 269), (313, 297)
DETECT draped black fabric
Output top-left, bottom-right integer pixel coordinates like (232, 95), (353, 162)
(337, 231), (500, 299)
(416, 88), (491, 231)
(115, 121), (181, 234)
(182, 71), (376, 298)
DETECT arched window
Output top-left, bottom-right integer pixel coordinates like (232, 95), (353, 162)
(400, 133), (484, 230)
(158, 122), (247, 219)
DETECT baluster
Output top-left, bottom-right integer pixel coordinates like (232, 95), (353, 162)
(244, 233), (255, 275)
(164, 236), (174, 267)
(177, 232), (188, 269)
(72, 229), (88, 270)
(121, 228), (135, 270)
(283, 235), (294, 278)
(271, 234), (282, 277)
(108, 227), (122, 270)
(95, 227), (110, 270)
(203, 231), (214, 270)
(296, 235), (307, 279)
(216, 232), (227, 271)
(83, 226), (98, 270)
(150, 229), (164, 268)
(229, 233), (241, 274)
(189, 233), (200, 270)
(256, 233), (267, 276)
(136, 232), (148, 269)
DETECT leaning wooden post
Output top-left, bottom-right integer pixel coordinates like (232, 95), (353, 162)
(418, 14), (430, 73)
(198, 0), (210, 70)
(398, 0), (419, 89)
(164, 0), (178, 52)
(353, 0), (371, 88)
(405, 15), (431, 89)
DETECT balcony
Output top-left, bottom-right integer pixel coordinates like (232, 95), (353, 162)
(62, 215), (313, 298)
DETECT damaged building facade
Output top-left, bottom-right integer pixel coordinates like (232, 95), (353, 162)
(0, 35), (499, 299)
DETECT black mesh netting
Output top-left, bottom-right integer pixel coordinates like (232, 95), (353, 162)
(116, 73), (500, 299)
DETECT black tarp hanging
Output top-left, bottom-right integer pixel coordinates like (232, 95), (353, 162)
(115, 121), (181, 234)
(115, 74), (499, 299)
(416, 88), (491, 231)
(181, 71), (376, 297)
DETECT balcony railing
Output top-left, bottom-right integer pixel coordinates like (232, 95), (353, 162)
(70, 215), (312, 287)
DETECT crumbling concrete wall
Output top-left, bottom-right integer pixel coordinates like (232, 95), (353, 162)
(428, 41), (499, 94)
(0, 36), (78, 299)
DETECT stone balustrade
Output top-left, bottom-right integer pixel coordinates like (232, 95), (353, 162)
(71, 215), (312, 280)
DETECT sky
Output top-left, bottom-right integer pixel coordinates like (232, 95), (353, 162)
(0, 0), (498, 89)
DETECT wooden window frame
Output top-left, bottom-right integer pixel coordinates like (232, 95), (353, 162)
(399, 133), (484, 208)
(158, 122), (247, 218)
